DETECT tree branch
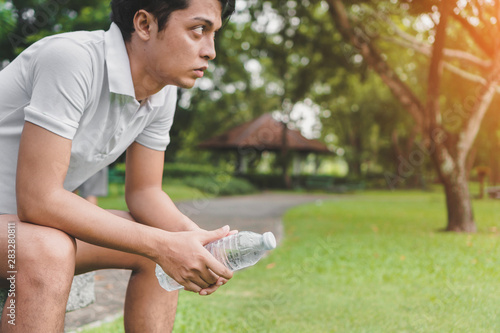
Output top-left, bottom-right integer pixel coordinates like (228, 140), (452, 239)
(380, 33), (500, 93)
(452, 12), (494, 57)
(327, 0), (425, 130)
(382, 35), (491, 68)
(379, 12), (492, 69)
(443, 62), (485, 84)
(426, 0), (451, 132)
(457, 64), (500, 164)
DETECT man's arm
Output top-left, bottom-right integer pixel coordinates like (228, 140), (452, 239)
(124, 141), (199, 232)
(124, 142), (234, 293)
(16, 122), (232, 293)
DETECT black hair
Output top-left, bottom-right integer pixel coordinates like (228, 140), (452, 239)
(110, 0), (236, 42)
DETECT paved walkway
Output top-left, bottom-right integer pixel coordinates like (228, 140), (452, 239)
(65, 192), (333, 332)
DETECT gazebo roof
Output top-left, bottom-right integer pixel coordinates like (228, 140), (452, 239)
(198, 113), (331, 153)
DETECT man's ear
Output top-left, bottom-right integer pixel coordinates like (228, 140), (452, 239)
(133, 10), (156, 41)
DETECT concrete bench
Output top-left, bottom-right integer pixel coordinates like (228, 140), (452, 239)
(0, 272), (95, 316)
(487, 186), (500, 199)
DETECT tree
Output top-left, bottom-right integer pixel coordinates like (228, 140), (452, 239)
(327, 0), (500, 232)
(1, 0), (110, 64)
(318, 71), (411, 180)
(177, 0), (353, 178)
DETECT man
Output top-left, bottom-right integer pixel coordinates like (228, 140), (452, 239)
(0, 0), (235, 331)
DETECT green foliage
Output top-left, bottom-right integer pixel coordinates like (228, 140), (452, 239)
(338, 0), (499, 150)
(163, 163), (221, 179)
(3, 0), (496, 193)
(0, 1), (17, 41)
(240, 173), (287, 189)
(99, 180), (211, 211)
(182, 175), (257, 196)
(319, 71), (416, 177)
(103, 163), (257, 206)
(171, 0), (354, 162)
(0, 0), (110, 62)
(82, 190), (500, 332)
(162, 163), (260, 196)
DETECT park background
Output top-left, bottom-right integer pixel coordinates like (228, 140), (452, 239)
(2, 0), (500, 332)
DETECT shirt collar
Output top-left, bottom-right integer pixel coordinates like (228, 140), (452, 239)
(147, 88), (167, 108)
(105, 23), (136, 98)
(105, 23), (168, 107)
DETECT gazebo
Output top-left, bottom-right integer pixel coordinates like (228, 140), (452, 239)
(198, 113), (332, 174)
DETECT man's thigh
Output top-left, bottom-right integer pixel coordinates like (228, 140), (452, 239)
(74, 210), (154, 275)
(0, 215), (19, 288)
(0, 214), (76, 288)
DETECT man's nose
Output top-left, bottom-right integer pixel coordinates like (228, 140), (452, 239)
(201, 38), (216, 60)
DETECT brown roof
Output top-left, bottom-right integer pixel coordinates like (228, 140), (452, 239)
(198, 113), (331, 153)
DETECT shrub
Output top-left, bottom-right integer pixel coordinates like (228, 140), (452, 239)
(182, 175), (257, 196)
(163, 163), (223, 179)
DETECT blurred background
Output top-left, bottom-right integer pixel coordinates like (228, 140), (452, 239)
(2, 0), (499, 230)
(3, 1), (500, 332)
(1, 0), (500, 226)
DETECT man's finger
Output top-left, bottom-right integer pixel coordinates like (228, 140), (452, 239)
(199, 277), (227, 295)
(200, 225), (230, 246)
(204, 254), (233, 280)
(198, 267), (219, 286)
(182, 280), (203, 293)
(199, 283), (220, 296)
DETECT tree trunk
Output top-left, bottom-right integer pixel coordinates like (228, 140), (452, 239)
(427, 135), (476, 232)
(489, 126), (500, 186)
(491, 153), (500, 186)
(440, 165), (476, 232)
(423, 0), (476, 232)
(350, 130), (362, 178)
(281, 121), (291, 189)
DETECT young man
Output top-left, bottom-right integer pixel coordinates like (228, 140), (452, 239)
(0, 0), (235, 331)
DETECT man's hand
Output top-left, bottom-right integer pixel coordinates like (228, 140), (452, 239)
(157, 225), (234, 295)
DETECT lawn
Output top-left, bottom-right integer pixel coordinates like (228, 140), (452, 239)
(81, 189), (500, 333)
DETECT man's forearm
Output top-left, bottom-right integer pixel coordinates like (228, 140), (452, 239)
(19, 188), (164, 261)
(126, 187), (200, 232)
(19, 187), (234, 293)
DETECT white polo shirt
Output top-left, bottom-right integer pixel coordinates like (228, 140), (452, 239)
(0, 23), (177, 214)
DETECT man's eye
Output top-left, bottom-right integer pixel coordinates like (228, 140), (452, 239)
(193, 26), (204, 35)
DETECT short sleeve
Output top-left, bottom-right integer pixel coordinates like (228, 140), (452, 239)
(24, 38), (93, 140)
(135, 87), (177, 151)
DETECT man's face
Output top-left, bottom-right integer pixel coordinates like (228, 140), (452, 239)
(144, 0), (223, 89)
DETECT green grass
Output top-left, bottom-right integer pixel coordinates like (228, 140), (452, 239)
(81, 189), (500, 333)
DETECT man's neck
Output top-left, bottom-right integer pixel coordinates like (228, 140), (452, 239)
(125, 39), (163, 101)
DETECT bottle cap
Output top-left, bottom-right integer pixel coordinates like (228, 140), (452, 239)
(262, 232), (276, 250)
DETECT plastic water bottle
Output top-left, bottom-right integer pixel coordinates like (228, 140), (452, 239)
(155, 231), (277, 291)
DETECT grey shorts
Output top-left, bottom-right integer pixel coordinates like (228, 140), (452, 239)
(77, 167), (109, 198)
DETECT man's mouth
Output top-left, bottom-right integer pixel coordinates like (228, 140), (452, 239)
(194, 69), (204, 78)
(194, 66), (208, 78)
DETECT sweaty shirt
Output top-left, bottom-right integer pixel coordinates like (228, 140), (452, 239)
(0, 23), (177, 214)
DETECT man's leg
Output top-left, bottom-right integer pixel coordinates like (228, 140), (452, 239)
(0, 215), (76, 332)
(75, 210), (178, 333)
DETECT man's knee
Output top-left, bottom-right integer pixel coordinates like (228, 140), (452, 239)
(17, 223), (76, 288)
